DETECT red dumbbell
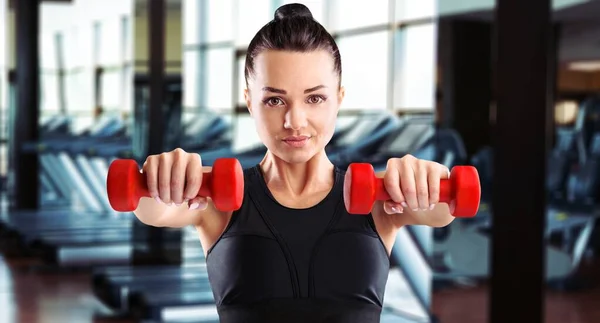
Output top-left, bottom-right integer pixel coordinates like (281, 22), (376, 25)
(343, 163), (480, 217)
(106, 158), (244, 212)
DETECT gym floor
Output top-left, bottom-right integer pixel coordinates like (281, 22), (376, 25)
(1, 254), (598, 323)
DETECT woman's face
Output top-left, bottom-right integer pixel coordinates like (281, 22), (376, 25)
(245, 49), (344, 164)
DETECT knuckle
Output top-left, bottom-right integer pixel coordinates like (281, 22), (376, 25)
(417, 186), (429, 196)
(170, 178), (183, 189)
(173, 148), (187, 157)
(429, 187), (440, 196)
(403, 186), (417, 196)
(159, 152), (170, 162)
(159, 179), (170, 190)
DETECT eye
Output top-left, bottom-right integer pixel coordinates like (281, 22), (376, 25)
(307, 95), (327, 104)
(263, 97), (284, 106)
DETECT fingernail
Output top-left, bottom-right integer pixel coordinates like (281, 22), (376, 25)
(412, 208), (419, 212)
(167, 202), (173, 207)
(154, 197), (163, 204)
(401, 202), (408, 208)
(429, 203), (436, 210)
(189, 203), (199, 210)
(175, 203), (181, 207)
(391, 206), (403, 214)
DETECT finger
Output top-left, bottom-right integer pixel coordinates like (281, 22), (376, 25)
(431, 164), (450, 207)
(383, 200), (404, 214)
(415, 161), (430, 211)
(427, 165), (440, 209)
(143, 157), (159, 199)
(188, 196), (208, 211)
(170, 152), (187, 205)
(158, 153), (172, 204)
(184, 153), (203, 200)
(400, 160), (419, 211)
(383, 160), (406, 206)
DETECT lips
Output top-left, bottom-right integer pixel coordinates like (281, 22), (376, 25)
(283, 136), (310, 141)
(282, 135), (311, 148)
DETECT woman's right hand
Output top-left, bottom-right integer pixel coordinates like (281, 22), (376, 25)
(142, 148), (208, 210)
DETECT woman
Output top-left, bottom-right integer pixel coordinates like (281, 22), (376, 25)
(134, 3), (454, 322)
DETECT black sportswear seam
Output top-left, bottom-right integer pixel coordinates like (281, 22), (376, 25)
(205, 167), (253, 258)
(221, 231), (276, 240)
(308, 169), (345, 297)
(247, 166), (301, 298)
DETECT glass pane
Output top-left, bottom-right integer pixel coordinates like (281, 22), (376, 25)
(394, 24), (436, 110)
(206, 0), (234, 43)
(396, 0), (435, 22)
(280, 0), (326, 25)
(122, 16), (133, 62)
(232, 114), (263, 152)
(40, 73), (60, 113)
(100, 18), (121, 66)
(65, 70), (94, 114)
(183, 50), (199, 109)
(329, 0), (389, 32)
(235, 0), (271, 46)
(336, 31), (389, 110)
(122, 64), (134, 113)
(205, 47), (234, 110)
(237, 56), (246, 106)
(62, 28), (80, 70)
(40, 32), (57, 70)
(183, 0), (200, 45)
(101, 70), (121, 110)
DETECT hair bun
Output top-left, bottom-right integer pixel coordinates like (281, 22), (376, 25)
(274, 3), (313, 21)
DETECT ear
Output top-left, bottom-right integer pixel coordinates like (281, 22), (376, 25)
(244, 88), (253, 116)
(337, 86), (345, 112)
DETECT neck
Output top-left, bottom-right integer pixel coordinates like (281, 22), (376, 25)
(259, 150), (335, 197)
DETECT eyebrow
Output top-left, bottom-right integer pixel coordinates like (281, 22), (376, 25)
(262, 85), (326, 94)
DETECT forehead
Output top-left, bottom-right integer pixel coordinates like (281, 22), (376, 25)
(252, 50), (336, 87)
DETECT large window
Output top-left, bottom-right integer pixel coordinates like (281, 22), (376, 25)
(182, 0), (438, 150)
(336, 31), (390, 110)
(329, 0), (390, 32)
(393, 23), (436, 110)
(183, 0), (237, 112)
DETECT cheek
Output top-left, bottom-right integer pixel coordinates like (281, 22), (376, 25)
(313, 106), (338, 137)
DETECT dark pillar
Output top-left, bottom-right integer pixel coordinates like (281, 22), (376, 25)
(490, 1), (552, 323)
(146, 0), (165, 155)
(131, 0), (181, 266)
(11, 0), (40, 210)
(438, 19), (492, 158)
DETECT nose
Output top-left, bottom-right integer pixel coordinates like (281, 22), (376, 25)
(283, 104), (307, 131)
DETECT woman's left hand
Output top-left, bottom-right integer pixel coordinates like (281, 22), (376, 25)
(381, 154), (454, 227)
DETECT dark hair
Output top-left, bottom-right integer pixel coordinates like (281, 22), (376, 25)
(244, 3), (342, 88)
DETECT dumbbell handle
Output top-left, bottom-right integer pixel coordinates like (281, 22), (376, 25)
(373, 178), (452, 204)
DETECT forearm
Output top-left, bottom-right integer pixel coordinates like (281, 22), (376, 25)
(402, 203), (454, 227)
(133, 197), (203, 228)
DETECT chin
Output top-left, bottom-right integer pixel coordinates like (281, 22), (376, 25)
(271, 145), (319, 164)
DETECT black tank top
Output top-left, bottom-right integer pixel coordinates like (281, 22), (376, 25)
(205, 165), (390, 323)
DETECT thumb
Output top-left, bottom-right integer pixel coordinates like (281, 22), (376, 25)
(188, 196), (208, 211)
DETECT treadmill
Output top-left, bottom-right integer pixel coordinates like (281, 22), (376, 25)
(331, 117), (436, 170)
(2, 115), (228, 267)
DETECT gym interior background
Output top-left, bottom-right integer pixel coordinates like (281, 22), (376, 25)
(0, 0), (599, 322)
